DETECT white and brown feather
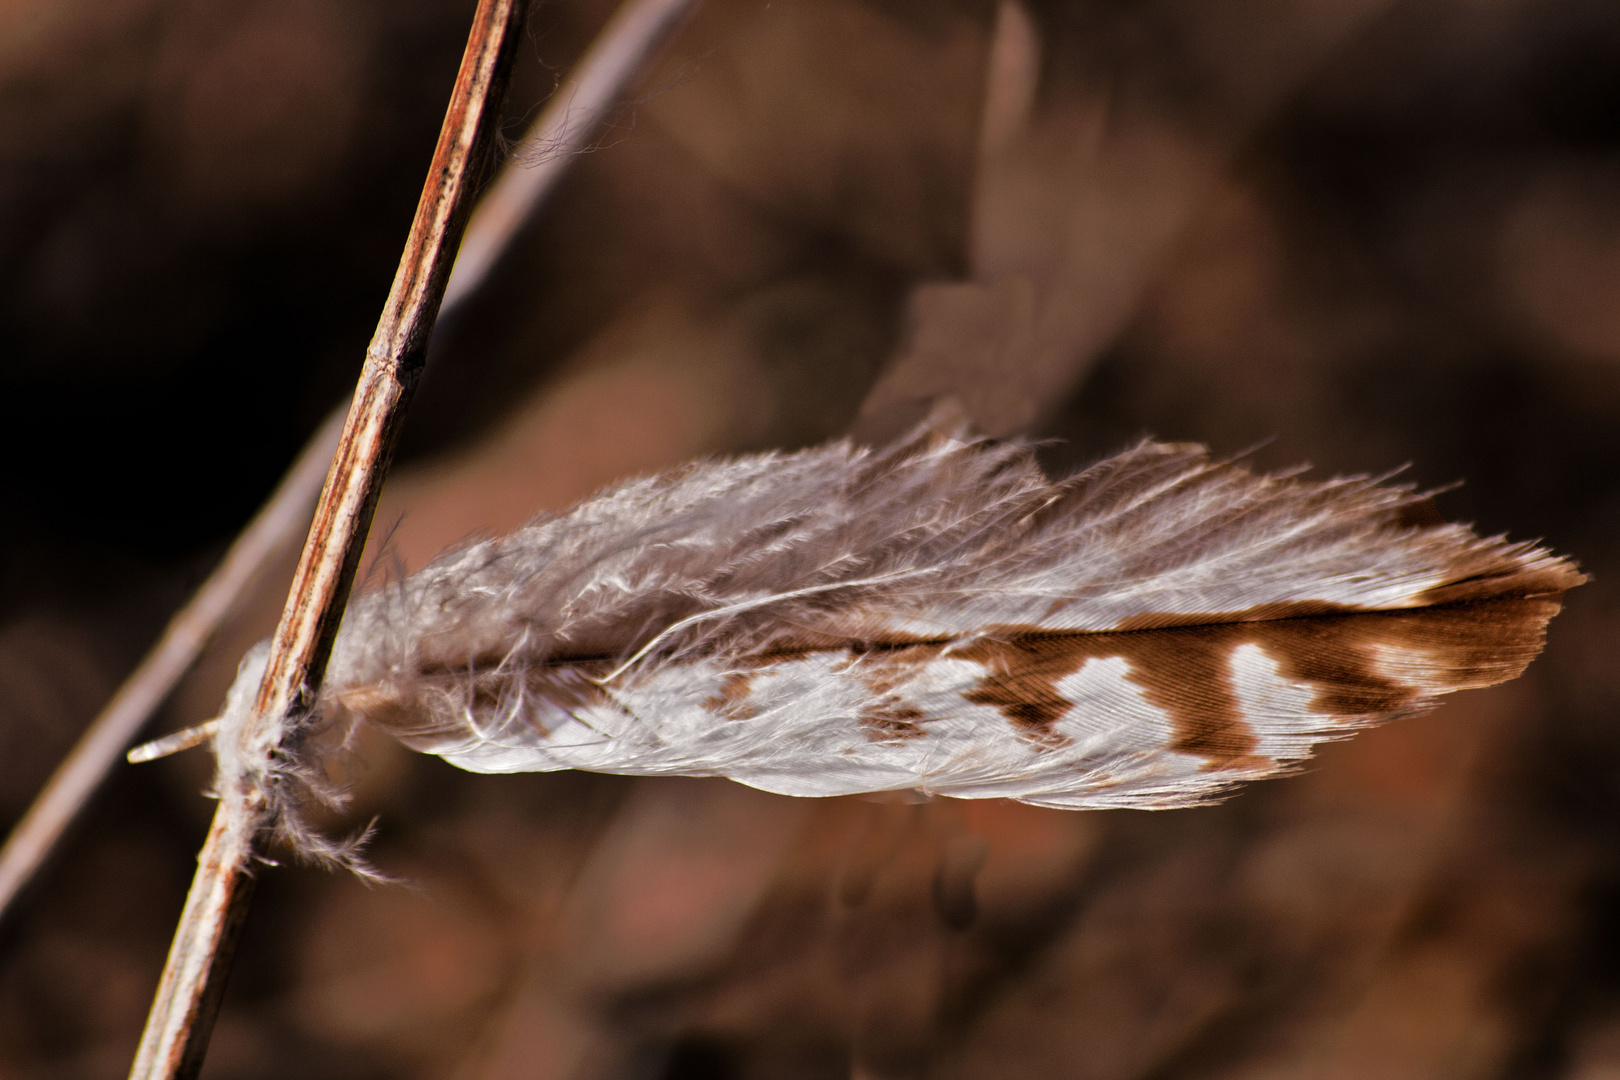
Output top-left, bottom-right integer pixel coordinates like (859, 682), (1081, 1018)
(230, 428), (1582, 809)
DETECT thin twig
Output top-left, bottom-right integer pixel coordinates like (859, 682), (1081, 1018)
(126, 1), (528, 1076)
(441, 0), (693, 315)
(0, 0), (690, 931)
(0, 406), (345, 918)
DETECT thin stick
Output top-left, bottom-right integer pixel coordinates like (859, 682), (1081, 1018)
(0, 405), (345, 918)
(440, 0), (693, 315)
(126, 1), (527, 1076)
(0, 0), (691, 930)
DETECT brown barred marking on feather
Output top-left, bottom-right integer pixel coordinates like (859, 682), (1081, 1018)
(950, 593), (1563, 768)
(842, 641), (945, 692)
(857, 701), (929, 742)
(954, 636), (1092, 745)
(954, 631), (1257, 763)
(704, 672), (758, 720)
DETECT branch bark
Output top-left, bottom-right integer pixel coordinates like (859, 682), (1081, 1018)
(125, 0), (529, 1075)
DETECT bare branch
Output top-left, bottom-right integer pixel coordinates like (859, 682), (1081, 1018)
(125, 0), (529, 1076)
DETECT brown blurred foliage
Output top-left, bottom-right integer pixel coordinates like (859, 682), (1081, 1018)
(3, 0), (1620, 1077)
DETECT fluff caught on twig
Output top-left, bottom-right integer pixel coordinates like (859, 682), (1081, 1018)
(206, 425), (1582, 854)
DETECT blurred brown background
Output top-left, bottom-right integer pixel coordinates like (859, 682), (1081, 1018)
(2, 0), (1619, 1076)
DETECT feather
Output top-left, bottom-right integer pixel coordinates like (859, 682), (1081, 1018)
(214, 427), (1582, 814)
